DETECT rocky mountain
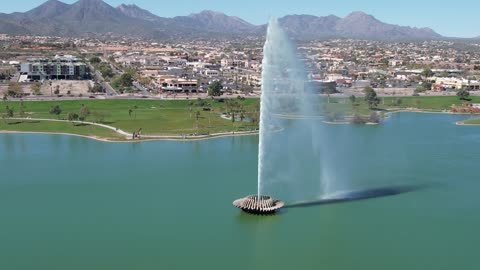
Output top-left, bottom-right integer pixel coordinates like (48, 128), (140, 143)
(116, 4), (162, 22)
(275, 15), (341, 39)
(334, 11), (441, 40)
(0, 0), (446, 40)
(0, 0), (168, 38)
(272, 12), (442, 40)
(17, 0), (69, 19)
(172, 10), (258, 34)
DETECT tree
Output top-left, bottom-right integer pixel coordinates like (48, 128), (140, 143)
(349, 95), (356, 104)
(249, 101), (261, 127)
(195, 110), (201, 133)
(5, 106), (13, 118)
(457, 88), (470, 100)
(351, 114), (366, 124)
(7, 82), (22, 97)
(422, 68), (434, 78)
(19, 101), (26, 119)
(30, 82), (42, 96)
(49, 105), (62, 119)
(414, 86), (425, 94)
(240, 84), (253, 94)
(89, 56), (101, 64)
(111, 73), (133, 92)
(92, 111), (109, 123)
(225, 99), (241, 122)
(118, 73), (133, 88)
(364, 87), (380, 109)
(368, 112), (381, 123)
(128, 105), (138, 119)
(98, 63), (113, 78)
(79, 104), (90, 121)
(208, 81), (222, 97)
(394, 98), (403, 106)
(54, 85), (60, 95)
(67, 112), (79, 125)
(422, 81), (433, 91)
(90, 83), (104, 93)
(3, 105), (13, 124)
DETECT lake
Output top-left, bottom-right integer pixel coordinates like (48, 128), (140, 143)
(1, 112), (479, 270)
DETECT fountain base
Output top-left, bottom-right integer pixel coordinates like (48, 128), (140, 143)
(233, 195), (284, 214)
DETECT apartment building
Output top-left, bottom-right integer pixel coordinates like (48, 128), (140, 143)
(20, 56), (89, 80)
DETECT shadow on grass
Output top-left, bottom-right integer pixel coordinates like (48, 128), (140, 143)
(286, 185), (425, 209)
(98, 121), (115, 125)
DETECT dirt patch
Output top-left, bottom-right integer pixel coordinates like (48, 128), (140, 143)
(0, 80), (93, 97)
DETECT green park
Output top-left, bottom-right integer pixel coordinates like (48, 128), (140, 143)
(2, 93), (480, 141)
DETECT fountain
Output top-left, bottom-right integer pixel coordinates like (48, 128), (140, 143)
(233, 195), (284, 214)
(234, 18), (328, 214)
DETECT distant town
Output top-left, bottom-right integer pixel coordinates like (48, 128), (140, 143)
(0, 34), (479, 101)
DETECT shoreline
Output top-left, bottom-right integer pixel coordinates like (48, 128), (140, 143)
(456, 121), (480, 126)
(2, 110), (480, 143)
(0, 130), (259, 143)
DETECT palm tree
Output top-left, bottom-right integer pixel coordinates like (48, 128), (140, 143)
(195, 110), (201, 134)
(205, 102), (212, 128)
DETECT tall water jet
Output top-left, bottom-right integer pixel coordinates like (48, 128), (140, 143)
(234, 18), (334, 213)
(257, 18), (328, 202)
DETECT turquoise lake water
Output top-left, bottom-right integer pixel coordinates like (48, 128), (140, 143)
(0, 112), (479, 270)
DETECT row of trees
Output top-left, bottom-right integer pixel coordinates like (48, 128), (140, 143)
(49, 104), (91, 124)
(185, 96), (259, 135)
(111, 73), (133, 93)
(3, 81), (76, 98)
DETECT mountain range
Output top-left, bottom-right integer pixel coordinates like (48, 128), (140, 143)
(0, 0), (449, 40)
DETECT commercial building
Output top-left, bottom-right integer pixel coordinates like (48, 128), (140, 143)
(434, 77), (480, 90)
(20, 56), (89, 81)
(161, 78), (200, 93)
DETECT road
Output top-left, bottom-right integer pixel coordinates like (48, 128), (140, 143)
(94, 70), (119, 97)
(86, 59), (119, 97)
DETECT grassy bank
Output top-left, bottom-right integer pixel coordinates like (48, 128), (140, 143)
(1, 96), (479, 140)
(327, 96), (480, 115)
(0, 98), (259, 138)
(0, 119), (125, 141)
(461, 119), (480, 125)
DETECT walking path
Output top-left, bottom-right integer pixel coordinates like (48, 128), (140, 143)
(5, 117), (259, 142)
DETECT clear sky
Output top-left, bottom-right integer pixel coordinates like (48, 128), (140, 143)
(4, 0), (480, 38)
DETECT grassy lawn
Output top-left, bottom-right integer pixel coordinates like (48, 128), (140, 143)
(0, 98), (259, 137)
(0, 119), (125, 141)
(1, 96), (478, 140)
(327, 96), (480, 115)
(462, 119), (480, 125)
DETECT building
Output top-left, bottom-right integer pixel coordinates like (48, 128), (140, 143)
(204, 69), (220, 77)
(307, 80), (337, 94)
(161, 78), (199, 93)
(434, 77), (480, 90)
(20, 56), (89, 80)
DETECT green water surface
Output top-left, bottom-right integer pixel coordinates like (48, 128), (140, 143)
(0, 112), (479, 270)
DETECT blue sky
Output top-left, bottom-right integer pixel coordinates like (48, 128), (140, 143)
(5, 0), (480, 38)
